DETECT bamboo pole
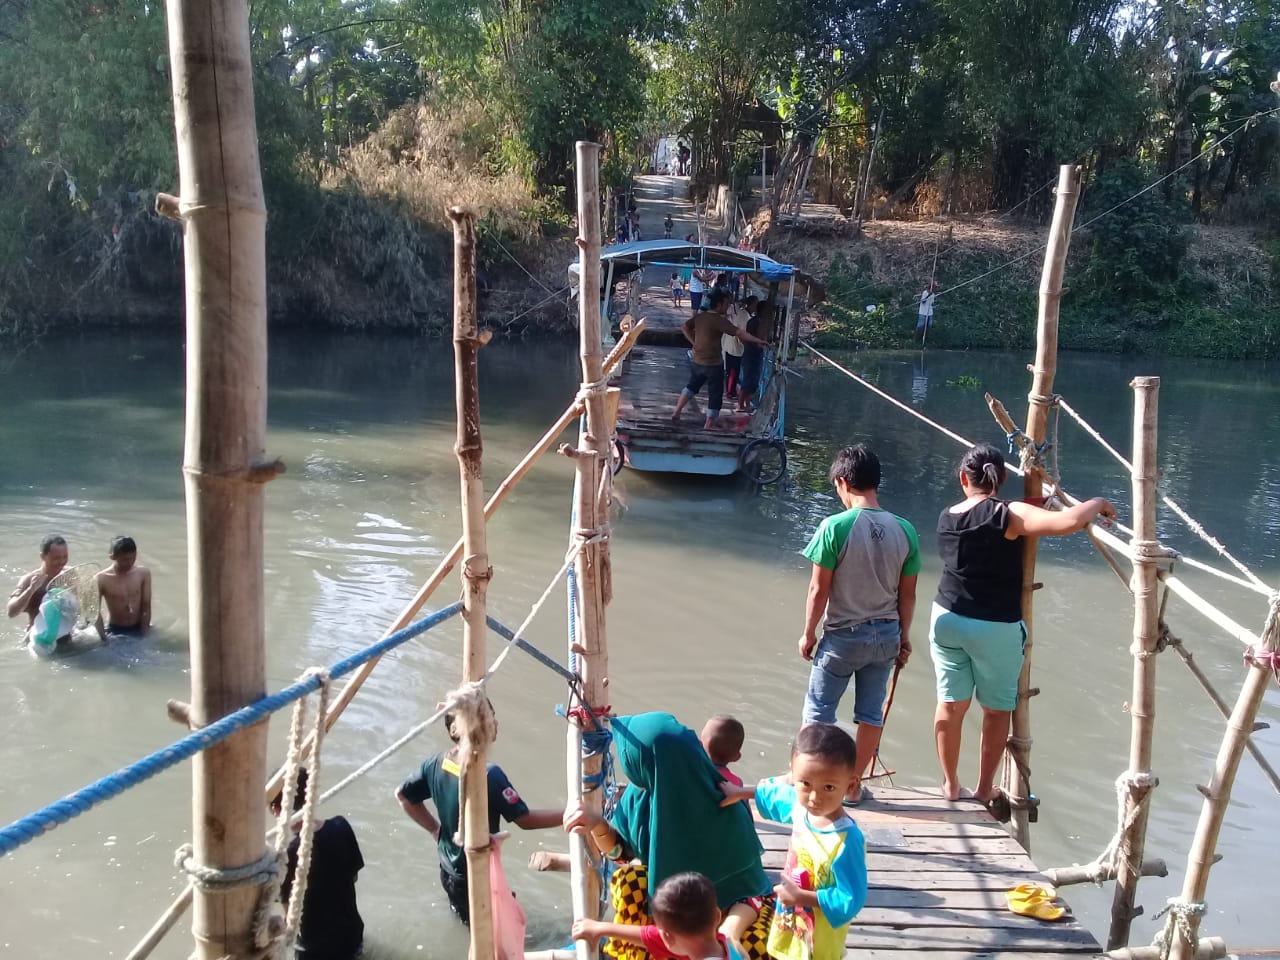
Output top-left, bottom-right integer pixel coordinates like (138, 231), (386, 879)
(568, 140), (612, 956)
(1108, 376), (1162, 950)
(163, 1), (274, 956)
(1007, 164), (1081, 850)
(1166, 638), (1280, 795)
(126, 325), (647, 960)
(449, 206), (496, 960)
(1041, 858), (1168, 887)
(1167, 599), (1279, 960)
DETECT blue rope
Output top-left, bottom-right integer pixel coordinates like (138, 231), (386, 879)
(484, 616), (578, 684)
(0, 602), (464, 859)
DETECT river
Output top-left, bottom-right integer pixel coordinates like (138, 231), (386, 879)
(1, 332), (1276, 957)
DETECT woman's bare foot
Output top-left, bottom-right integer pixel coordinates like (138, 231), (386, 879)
(942, 780), (966, 801)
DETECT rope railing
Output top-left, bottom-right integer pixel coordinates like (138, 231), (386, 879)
(1056, 396), (1274, 598)
(0, 603), (465, 859)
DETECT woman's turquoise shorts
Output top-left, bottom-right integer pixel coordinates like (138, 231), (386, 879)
(929, 602), (1027, 711)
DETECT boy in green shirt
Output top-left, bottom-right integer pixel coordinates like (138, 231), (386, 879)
(396, 705), (562, 923)
(800, 445), (919, 803)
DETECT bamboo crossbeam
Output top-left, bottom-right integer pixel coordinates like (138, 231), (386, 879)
(1167, 638), (1280, 796)
(1041, 858), (1168, 887)
(1110, 938), (1227, 960)
(1108, 376), (1161, 950)
(126, 329), (648, 960)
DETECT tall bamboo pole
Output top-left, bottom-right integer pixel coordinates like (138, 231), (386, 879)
(568, 141), (612, 955)
(1167, 605), (1279, 960)
(1108, 377), (1162, 949)
(1008, 164), (1081, 850)
(449, 206), (496, 960)
(163, 1), (273, 957)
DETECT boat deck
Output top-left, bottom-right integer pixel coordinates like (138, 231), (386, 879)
(758, 786), (1104, 959)
(616, 344), (756, 440)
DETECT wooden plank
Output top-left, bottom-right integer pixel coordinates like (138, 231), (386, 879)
(845, 927), (1100, 951)
(870, 872), (1048, 891)
(864, 888), (1034, 910)
(896, 822), (1015, 838)
(854, 906), (1083, 930)
(760, 830), (1029, 856)
(763, 850), (1041, 873)
(853, 952), (1102, 960)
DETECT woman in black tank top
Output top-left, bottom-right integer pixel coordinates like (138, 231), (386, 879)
(930, 445), (1116, 813)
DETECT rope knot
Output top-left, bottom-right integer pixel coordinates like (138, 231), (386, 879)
(1152, 898), (1207, 960)
(1244, 645), (1280, 683)
(174, 843), (279, 892)
(444, 682), (498, 847)
(576, 377), (611, 403)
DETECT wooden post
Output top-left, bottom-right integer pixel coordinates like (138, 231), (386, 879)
(1007, 164), (1081, 851)
(1108, 376), (1161, 950)
(449, 206), (496, 960)
(568, 140), (613, 955)
(164, 1), (274, 957)
(1167, 600), (1279, 960)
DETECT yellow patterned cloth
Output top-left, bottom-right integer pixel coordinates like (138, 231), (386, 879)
(603, 862), (774, 960)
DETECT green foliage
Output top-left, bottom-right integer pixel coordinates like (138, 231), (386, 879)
(1081, 160), (1191, 302)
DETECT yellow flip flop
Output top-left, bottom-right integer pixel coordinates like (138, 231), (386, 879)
(1006, 883), (1066, 922)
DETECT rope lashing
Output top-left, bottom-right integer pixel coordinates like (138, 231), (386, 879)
(576, 376), (612, 404)
(173, 844), (279, 893)
(1244, 645), (1280, 684)
(280, 670), (331, 955)
(0, 603), (464, 859)
(1152, 897), (1207, 960)
(1078, 771), (1159, 883)
(449, 682), (499, 847)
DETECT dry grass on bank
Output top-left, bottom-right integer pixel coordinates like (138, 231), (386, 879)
(328, 102), (542, 242)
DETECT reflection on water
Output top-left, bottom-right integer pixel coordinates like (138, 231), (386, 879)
(0, 332), (1277, 957)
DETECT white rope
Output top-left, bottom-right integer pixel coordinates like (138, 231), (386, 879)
(281, 671), (331, 953)
(1152, 897), (1208, 960)
(316, 535), (603, 809)
(1076, 771), (1158, 884)
(1057, 396), (1272, 596)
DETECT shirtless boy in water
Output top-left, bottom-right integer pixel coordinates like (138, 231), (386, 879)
(95, 536), (151, 640)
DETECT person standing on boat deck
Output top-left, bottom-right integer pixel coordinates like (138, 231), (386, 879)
(272, 769), (365, 960)
(688, 266), (714, 314)
(737, 296), (769, 408)
(396, 703), (562, 924)
(930, 444), (1116, 814)
(7, 534), (70, 635)
(800, 445), (920, 804)
(671, 290), (769, 430)
(94, 535), (152, 642)
(722, 298), (747, 402)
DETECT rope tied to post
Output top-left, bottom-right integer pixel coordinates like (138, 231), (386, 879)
(1077, 771), (1159, 884)
(576, 376), (612, 404)
(1152, 897), (1207, 960)
(447, 681), (498, 847)
(173, 844), (278, 892)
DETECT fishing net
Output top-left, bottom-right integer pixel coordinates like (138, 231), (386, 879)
(46, 563), (101, 627)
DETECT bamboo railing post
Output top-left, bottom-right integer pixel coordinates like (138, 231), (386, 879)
(1108, 376), (1162, 950)
(1008, 163), (1081, 850)
(449, 206), (495, 960)
(162, 0), (275, 956)
(568, 140), (612, 954)
(1166, 598), (1280, 960)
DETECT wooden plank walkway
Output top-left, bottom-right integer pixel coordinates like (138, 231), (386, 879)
(616, 344), (756, 440)
(757, 786), (1105, 959)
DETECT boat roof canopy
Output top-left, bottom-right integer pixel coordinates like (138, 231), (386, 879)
(568, 239), (824, 301)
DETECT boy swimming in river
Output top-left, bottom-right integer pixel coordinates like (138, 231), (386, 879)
(95, 536), (152, 641)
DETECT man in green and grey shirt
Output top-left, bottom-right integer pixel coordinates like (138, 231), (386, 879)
(799, 444), (919, 803)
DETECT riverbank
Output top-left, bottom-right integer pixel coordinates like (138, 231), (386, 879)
(769, 218), (1278, 359)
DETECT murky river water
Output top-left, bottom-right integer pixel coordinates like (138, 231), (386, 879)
(1, 332), (1276, 957)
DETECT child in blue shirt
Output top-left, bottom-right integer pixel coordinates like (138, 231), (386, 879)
(722, 724), (868, 960)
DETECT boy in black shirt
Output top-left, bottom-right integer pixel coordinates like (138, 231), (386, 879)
(272, 769), (365, 960)
(396, 705), (562, 923)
